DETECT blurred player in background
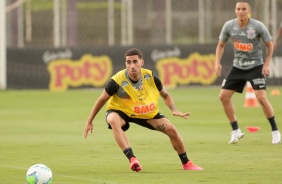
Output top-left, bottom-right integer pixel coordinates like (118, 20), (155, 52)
(215, 1), (281, 144)
(83, 48), (203, 172)
(274, 20), (282, 49)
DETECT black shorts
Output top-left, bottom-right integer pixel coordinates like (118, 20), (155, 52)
(222, 65), (266, 93)
(105, 109), (166, 131)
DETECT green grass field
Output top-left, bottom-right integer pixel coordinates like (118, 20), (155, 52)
(0, 87), (281, 184)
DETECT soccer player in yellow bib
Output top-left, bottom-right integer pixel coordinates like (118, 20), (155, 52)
(83, 48), (203, 172)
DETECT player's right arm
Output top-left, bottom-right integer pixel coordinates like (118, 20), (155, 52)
(83, 89), (111, 138)
(215, 21), (230, 76)
(215, 40), (226, 76)
(83, 79), (118, 138)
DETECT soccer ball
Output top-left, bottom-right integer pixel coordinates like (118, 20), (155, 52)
(26, 164), (52, 184)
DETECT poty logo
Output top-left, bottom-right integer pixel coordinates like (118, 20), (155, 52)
(234, 42), (253, 51)
(134, 103), (156, 114)
(156, 52), (217, 88)
(48, 54), (112, 91)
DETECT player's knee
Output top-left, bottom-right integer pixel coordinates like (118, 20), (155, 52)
(219, 93), (229, 103)
(107, 116), (125, 129)
(256, 96), (268, 106)
(166, 125), (179, 138)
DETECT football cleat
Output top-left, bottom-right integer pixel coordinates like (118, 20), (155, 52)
(272, 130), (281, 144)
(130, 157), (142, 172)
(228, 128), (244, 144)
(182, 161), (203, 170)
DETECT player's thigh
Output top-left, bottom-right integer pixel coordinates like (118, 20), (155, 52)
(147, 118), (176, 133)
(219, 89), (235, 100)
(106, 111), (126, 127)
(223, 67), (246, 93)
(254, 89), (267, 101)
(248, 65), (266, 90)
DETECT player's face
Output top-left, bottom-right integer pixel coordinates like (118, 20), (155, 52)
(235, 2), (250, 21)
(125, 55), (144, 80)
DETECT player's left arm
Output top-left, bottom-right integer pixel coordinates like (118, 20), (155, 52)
(259, 21), (274, 77)
(159, 87), (190, 119)
(154, 73), (190, 119)
(263, 41), (274, 77)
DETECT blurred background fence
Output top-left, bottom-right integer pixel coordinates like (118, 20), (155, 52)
(5, 0), (282, 48)
(1, 0), (282, 90)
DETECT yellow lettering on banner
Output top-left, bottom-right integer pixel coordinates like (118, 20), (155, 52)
(156, 52), (217, 88)
(47, 54), (112, 91)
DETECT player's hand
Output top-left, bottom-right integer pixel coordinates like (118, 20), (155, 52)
(172, 111), (191, 119)
(214, 63), (222, 76)
(262, 64), (270, 77)
(83, 122), (93, 138)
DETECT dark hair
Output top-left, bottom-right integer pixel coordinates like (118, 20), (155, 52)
(124, 48), (143, 59)
(236, 1), (251, 8)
